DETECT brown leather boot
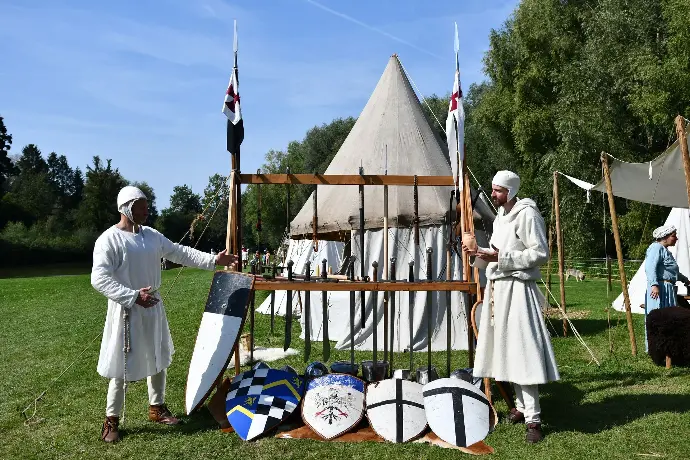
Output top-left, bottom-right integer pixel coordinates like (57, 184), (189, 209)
(101, 416), (120, 443)
(507, 408), (525, 424)
(148, 404), (181, 425)
(526, 423), (544, 443)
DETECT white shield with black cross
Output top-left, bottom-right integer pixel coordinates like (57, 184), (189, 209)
(422, 378), (491, 447)
(366, 379), (427, 443)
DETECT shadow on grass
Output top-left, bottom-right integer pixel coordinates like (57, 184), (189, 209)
(121, 407), (222, 438)
(542, 372), (690, 433)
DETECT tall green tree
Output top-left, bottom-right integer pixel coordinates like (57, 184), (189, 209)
(466, 0), (690, 258)
(157, 185), (204, 246)
(3, 144), (54, 224)
(78, 156), (127, 232)
(0, 116), (15, 197)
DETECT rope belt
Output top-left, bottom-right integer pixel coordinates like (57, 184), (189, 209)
(490, 280), (495, 327)
(122, 307), (131, 424)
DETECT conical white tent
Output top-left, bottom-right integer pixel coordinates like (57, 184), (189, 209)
(613, 208), (690, 314)
(257, 55), (495, 352)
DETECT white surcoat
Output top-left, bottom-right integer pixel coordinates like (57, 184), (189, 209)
(91, 225), (215, 381)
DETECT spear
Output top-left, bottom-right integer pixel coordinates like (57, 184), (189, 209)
(359, 165), (366, 329)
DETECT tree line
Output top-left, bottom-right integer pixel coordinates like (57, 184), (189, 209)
(2, 0), (689, 266)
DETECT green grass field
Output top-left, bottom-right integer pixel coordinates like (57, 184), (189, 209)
(1, 268), (689, 459)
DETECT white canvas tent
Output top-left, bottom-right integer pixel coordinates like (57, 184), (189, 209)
(612, 208), (690, 314)
(257, 55), (495, 352)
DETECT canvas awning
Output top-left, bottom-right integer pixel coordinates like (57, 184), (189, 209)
(560, 130), (690, 208)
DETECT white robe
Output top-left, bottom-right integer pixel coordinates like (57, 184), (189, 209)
(91, 225), (216, 381)
(474, 199), (560, 385)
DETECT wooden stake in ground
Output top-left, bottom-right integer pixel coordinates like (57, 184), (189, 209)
(676, 115), (690, 209)
(601, 152), (637, 356)
(553, 172), (567, 336)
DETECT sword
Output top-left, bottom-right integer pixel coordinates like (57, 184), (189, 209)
(371, 261), (379, 369)
(389, 257), (396, 378)
(249, 261), (256, 364)
(270, 262), (276, 334)
(304, 260), (312, 363)
(408, 261), (415, 375)
(348, 259), (356, 370)
(284, 260), (294, 351)
(321, 258), (330, 362)
(426, 247), (433, 374)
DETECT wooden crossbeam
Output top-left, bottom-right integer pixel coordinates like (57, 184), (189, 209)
(240, 174), (454, 186)
(253, 280), (477, 293)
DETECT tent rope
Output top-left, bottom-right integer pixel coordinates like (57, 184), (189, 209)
(540, 279), (600, 366)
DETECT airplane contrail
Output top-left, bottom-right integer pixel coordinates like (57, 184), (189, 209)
(304, 0), (443, 60)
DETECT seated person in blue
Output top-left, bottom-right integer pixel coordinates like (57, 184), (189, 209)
(644, 224), (690, 351)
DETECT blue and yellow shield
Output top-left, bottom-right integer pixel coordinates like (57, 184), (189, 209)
(225, 368), (304, 441)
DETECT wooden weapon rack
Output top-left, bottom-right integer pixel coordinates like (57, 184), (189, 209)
(224, 170), (482, 376)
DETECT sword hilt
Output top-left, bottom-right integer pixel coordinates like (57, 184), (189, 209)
(426, 247), (433, 281)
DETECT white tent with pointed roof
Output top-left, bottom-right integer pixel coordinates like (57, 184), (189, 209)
(258, 55), (495, 353)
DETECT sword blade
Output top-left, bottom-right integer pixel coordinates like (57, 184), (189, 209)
(304, 292), (311, 362)
(321, 259), (330, 362)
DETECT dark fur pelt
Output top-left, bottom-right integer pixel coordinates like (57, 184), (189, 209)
(646, 307), (690, 367)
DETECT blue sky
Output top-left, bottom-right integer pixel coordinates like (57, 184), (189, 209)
(0, 0), (518, 209)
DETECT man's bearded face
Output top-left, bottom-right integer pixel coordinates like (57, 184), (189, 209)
(131, 199), (149, 225)
(491, 185), (510, 207)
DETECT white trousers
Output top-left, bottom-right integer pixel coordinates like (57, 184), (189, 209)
(106, 369), (167, 417)
(513, 383), (541, 423)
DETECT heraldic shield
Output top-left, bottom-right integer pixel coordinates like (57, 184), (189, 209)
(366, 379), (427, 443)
(186, 271), (253, 415)
(302, 374), (365, 440)
(225, 368), (305, 441)
(422, 378), (491, 448)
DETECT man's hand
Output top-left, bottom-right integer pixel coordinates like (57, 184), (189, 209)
(650, 285), (660, 300)
(477, 245), (500, 263)
(461, 241), (478, 256)
(135, 286), (159, 308)
(216, 249), (239, 269)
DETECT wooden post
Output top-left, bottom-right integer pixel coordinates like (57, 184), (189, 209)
(553, 172), (567, 336)
(666, 356), (672, 369)
(676, 115), (690, 208)
(546, 192), (555, 305)
(601, 152), (638, 356)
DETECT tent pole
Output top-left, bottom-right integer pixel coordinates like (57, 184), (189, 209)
(546, 193), (554, 305)
(601, 152), (638, 356)
(675, 115), (690, 208)
(553, 172), (567, 336)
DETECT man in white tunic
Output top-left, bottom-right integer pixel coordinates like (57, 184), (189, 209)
(92, 186), (237, 443)
(463, 171), (559, 443)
